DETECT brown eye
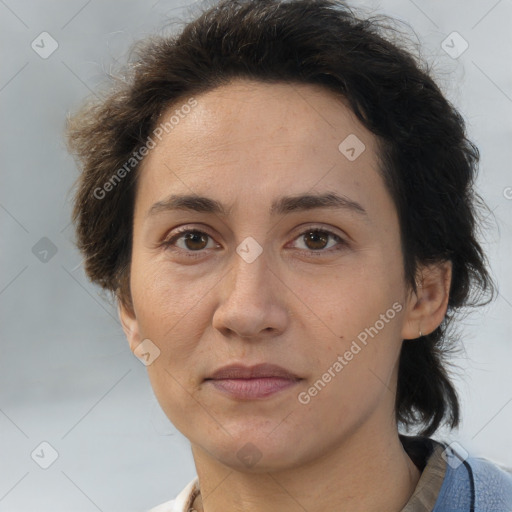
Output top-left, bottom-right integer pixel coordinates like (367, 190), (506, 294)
(181, 231), (209, 250)
(290, 228), (345, 254)
(162, 229), (216, 254)
(303, 230), (330, 250)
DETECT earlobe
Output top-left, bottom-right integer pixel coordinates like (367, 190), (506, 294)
(401, 261), (452, 340)
(118, 300), (141, 352)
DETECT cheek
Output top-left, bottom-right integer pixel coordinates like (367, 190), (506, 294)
(300, 261), (405, 406)
(300, 321), (403, 432)
(294, 255), (401, 337)
(131, 254), (212, 334)
(146, 367), (202, 437)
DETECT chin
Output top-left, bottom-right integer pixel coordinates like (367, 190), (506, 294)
(202, 430), (311, 473)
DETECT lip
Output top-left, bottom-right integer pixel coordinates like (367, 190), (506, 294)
(206, 363), (301, 380)
(205, 363), (302, 400)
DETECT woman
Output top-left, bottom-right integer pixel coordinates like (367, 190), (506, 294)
(66, 0), (512, 510)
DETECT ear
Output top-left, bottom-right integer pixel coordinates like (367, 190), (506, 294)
(118, 299), (142, 353)
(401, 260), (452, 340)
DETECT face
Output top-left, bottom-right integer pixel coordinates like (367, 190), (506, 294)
(120, 80), (428, 472)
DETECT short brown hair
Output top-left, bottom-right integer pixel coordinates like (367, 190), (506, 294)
(66, 0), (495, 436)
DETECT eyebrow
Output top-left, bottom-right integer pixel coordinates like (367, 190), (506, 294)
(146, 191), (368, 219)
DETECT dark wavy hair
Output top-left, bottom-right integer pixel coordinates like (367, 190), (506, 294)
(66, 0), (496, 436)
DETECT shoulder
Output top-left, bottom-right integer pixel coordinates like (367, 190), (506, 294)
(435, 445), (512, 511)
(470, 456), (512, 505)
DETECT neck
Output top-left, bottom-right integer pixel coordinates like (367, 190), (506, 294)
(189, 421), (421, 512)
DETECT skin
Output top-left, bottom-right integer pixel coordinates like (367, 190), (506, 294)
(119, 79), (452, 512)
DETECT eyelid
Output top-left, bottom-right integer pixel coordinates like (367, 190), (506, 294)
(289, 223), (347, 242)
(162, 223), (215, 241)
(162, 225), (218, 248)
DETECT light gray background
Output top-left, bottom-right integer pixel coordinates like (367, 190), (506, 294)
(1, 0), (511, 511)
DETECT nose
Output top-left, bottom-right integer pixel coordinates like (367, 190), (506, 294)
(211, 247), (289, 340)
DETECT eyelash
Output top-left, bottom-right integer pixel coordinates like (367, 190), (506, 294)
(161, 226), (348, 259)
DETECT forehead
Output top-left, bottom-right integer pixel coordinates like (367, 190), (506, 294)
(151, 80), (374, 157)
(135, 79), (388, 218)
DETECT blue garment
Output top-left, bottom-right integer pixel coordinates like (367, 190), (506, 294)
(433, 447), (512, 511)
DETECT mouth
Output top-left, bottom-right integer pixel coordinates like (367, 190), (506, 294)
(204, 363), (302, 400)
